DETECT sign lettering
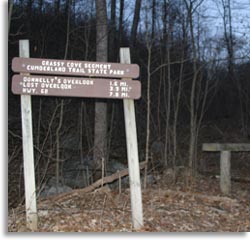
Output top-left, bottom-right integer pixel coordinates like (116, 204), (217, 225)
(12, 57), (140, 78)
(12, 75), (141, 99)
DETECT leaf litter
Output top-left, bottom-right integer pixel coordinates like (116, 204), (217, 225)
(8, 174), (250, 232)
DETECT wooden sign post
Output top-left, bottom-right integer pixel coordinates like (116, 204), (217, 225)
(12, 44), (143, 230)
(120, 48), (144, 229)
(18, 40), (38, 231)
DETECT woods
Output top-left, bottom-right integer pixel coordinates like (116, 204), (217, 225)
(8, 0), (250, 232)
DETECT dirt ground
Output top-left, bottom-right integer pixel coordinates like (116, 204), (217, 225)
(8, 173), (250, 232)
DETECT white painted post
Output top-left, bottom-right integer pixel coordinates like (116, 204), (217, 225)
(120, 48), (144, 229)
(19, 40), (38, 231)
(220, 151), (231, 195)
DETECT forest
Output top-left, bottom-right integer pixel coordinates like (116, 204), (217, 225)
(8, 0), (250, 232)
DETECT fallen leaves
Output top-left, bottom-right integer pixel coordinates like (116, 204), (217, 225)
(8, 176), (250, 232)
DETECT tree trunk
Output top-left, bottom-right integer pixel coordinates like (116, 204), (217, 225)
(55, 0), (71, 189)
(184, 0), (207, 174)
(130, 0), (141, 47)
(26, 0), (33, 38)
(39, 0), (43, 13)
(94, 0), (108, 171)
(118, 0), (124, 45)
(151, 0), (156, 40)
(8, 0), (14, 36)
(56, 100), (64, 190)
(64, 0), (71, 59)
(109, 0), (116, 61)
(55, 0), (61, 15)
(145, 42), (152, 188)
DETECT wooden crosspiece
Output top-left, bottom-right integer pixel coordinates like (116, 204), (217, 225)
(202, 143), (250, 195)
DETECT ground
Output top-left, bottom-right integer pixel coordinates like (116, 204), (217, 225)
(8, 173), (250, 232)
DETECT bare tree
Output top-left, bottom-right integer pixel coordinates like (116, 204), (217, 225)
(93, 0), (108, 171)
(55, 0), (72, 190)
(55, 0), (61, 15)
(109, 0), (116, 61)
(118, 0), (124, 45)
(130, 0), (142, 47)
(220, 0), (249, 137)
(184, 0), (206, 174)
(8, 0), (14, 35)
(221, 0), (234, 77)
(64, 0), (72, 59)
(39, 0), (43, 13)
(144, 1), (153, 188)
(172, 14), (188, 169)
(55, 99), (64, 190)
(163, 1), (172, 168)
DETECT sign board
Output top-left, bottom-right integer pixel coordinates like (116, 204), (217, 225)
(12, 57), (140, 78)
(12, 75), (141, 99)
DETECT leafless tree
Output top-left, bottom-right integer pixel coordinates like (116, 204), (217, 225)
(130, 0), (142, 47)
(184, 0), (208, 175)
(93, 0), (108, 171)
(118, 0), (124, 45)
(8, 0), (14, 35)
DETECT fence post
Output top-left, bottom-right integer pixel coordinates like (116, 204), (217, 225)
(220, 151), (231, 195)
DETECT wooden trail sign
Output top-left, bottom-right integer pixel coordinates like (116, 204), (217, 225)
(12, 41), (143, 230)
(12, 57), (140, 78)
(12, 75), (141, 99)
